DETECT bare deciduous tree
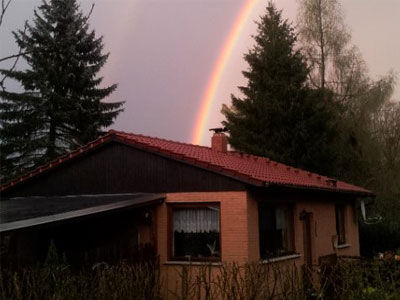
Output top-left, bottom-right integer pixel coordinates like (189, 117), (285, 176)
(373, 101), (400, 169)
(298, 0), (350, 92)
(0, 0), (31, 91)
(0, 0), (12, 27)
(297, 0), (395, 111)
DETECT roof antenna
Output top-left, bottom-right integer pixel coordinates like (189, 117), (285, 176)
(209, 127), (228, 133)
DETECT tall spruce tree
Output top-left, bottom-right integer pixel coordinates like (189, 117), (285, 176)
(0, 0), (123, 181)
(222, 2), (339, 174)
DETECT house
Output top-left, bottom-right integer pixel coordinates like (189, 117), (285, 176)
(1, 130), (372, 279)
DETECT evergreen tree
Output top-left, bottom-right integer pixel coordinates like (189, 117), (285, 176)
(0, 0), (123, 181)
(222, 2), (339, 174)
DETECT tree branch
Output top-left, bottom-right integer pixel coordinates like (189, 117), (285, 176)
(0, 50), (31, 63)
(82, 3), (94, 26)
(0, 0), (13, 27)
(0, 21), (29, 90)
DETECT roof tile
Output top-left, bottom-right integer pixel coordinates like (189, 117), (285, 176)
(1, 130), (373, 196)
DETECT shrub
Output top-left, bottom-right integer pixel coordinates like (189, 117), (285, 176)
(1, 258), (398, 299)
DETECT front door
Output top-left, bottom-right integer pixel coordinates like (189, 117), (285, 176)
(300, 210), (315, 293)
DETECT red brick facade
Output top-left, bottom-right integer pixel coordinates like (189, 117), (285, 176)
(156, 190), (360, 294)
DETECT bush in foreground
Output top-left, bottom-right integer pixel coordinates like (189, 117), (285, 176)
(1, 258), (399, 299)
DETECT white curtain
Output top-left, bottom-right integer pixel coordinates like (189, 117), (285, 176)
(275, 208), (286, 230)
(173, 208), (219, 233)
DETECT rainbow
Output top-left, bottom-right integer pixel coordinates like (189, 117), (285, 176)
(191, 0), (259, 145)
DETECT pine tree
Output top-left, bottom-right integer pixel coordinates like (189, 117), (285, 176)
(222, 2), (339, 174)
(0, 0), (123, 181)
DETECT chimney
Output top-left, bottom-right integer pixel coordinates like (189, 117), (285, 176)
(209, 127), (228, 153)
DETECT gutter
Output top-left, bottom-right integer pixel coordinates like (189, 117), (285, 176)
(261, 181), (374, 198)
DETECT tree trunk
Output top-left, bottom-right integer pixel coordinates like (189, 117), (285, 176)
(47, 115), (56, 158)
(317, 0), (326, 92)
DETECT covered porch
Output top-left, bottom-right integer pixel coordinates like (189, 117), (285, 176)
(0, 193), (165, 269)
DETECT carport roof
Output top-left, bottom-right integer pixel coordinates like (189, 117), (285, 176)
(0, 193), (165, 233)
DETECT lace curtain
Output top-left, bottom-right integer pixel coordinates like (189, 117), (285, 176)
(275, 208), (286, 230)
(173, 207), (220, 233)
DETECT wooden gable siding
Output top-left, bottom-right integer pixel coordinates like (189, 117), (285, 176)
(2, 142), (246, 198)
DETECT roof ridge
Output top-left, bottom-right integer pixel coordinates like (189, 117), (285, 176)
(111, 130), (211, 150)
(1, 129), (373, 196)
(1, 133), (114, 191)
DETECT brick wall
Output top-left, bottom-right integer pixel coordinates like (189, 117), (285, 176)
(157, 190), (360, 264)
(248, 191), (360, 266)
(156, 191), (248, 296)
(294, 200), (360, 260)
(156, 191), (248, 264)
(156, 190), (360, 297)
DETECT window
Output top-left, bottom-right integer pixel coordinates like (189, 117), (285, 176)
(258, 204), (294, 259)
(171, 205), (220, 261)
(335, 204), (346, 245)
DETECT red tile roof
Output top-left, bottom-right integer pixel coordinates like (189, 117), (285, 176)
(1, 130), (373, 196)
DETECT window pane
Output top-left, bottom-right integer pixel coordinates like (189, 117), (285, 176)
(335, 205), (346, 244)
(259, 205), (294, 258)
(173, 207), (220, 260)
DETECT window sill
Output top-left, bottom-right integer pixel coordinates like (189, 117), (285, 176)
(336, 244), (351, 249)
(261, 254), (301, 264)
(164, 261), (222, 266)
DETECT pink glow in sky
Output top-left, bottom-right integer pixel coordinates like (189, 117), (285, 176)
(1, 0), (399, 145)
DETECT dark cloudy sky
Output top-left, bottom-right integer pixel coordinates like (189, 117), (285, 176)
(1, 0), (399, 145)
